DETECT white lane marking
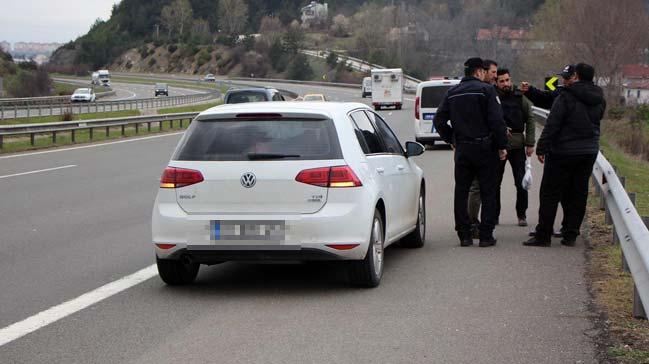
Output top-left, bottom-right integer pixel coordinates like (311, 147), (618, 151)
(0, 132), (184, 160)
(0, 165), (77, 179)
(405, 98), (415, 102)
(112, 87), (138, 100)
(0, 264), (157, 347)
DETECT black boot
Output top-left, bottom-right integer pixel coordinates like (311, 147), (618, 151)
(458, 231), (473, 247)
(479, 237), (497, 247)
(523, 236), (551, 247)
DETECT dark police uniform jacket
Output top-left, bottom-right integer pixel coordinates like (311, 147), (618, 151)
(433, 76), (507, 150)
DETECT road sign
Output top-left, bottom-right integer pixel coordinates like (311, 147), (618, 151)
(545, 76), (559, 91)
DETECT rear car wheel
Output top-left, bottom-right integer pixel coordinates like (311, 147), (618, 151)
(156, 257), (199, 285)
(349, 209), (384, 287)
(401, 188), (426, 248)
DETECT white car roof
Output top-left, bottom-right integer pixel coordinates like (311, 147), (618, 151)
(197, 101), (368, 121)
(418, 79), (461, 89)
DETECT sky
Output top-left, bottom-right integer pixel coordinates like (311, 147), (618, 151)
(0, 0), (119, 45)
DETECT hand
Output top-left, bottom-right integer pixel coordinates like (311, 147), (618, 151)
(506, 127), (513, 139)
(520, 82), (530, 93)
(526, 146), (534, 157)
(537, 154), (545, 164)
(499, 149), (507, 161)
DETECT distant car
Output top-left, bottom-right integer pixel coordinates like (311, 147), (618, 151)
(155, 83), (169, 97)
(293, 96), (304, 101)
(361, 77), (372, 98)
(224, 87), (285, 104)
(414, 79), (460, 146)
(70, 88), (96, 102)
(204, 74), (216, 82)
(303, 94), (327, 102)
(152, 102), (426, 287)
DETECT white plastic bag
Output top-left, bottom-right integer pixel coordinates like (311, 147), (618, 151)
(522, 157), (533, 191)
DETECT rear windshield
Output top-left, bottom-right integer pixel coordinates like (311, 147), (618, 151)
(421, 86), (452, 108)
(173, 119), (342, 161)
(225, 91), (268, 104)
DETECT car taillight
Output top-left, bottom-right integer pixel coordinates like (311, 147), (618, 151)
(160, 167), (204, 188)
(415, 96), (420, 120)
(295, 166), (362, 188)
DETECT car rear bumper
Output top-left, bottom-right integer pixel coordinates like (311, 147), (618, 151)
(158, 245), (342, 263)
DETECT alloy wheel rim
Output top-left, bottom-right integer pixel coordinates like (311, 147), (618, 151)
(418, 196), (425, 241)
(372, 218), (384, 277)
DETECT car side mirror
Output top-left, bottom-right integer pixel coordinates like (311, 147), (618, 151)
(405, 141), (425, 157)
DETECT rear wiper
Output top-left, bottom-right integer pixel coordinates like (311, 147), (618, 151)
(247, 153), (301, 160)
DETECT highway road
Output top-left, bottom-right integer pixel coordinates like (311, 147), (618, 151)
(0, 81), (597, 363)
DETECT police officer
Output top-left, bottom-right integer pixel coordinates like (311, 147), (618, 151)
(434, 57), (508, 247)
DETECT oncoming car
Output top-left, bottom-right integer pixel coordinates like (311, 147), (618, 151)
(152, 102), (427, 287)
(203, 74), (216, 82)
(414, 78), (460, 146)
(303, 93), (327, 102)
(154, 83), (169, 97)
(70, 88), (96, 102)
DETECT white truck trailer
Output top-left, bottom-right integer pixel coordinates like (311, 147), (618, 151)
(370, 68), (404, 110)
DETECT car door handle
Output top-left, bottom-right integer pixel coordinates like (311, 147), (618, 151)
(376, 167), (385, 174)
(396, 165), (405, 171)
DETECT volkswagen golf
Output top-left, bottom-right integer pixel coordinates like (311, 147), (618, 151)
(152, 102), (426, 287)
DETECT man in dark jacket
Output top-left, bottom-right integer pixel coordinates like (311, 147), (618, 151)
(524, 63), (606, 247)
(495, 68), (536, 226)
(434, 57), (508, 247)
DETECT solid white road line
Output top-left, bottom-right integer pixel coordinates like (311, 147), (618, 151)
(0, 165), (77, 179)
(113, 87), (138, 100)
(0, 264), (157, 347)
(0, 132), (184, 160)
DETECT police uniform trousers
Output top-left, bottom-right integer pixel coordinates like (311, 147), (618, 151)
(454, 141), (500, 238)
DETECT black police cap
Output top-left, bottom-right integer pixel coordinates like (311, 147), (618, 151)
(464, 57), (484, 69)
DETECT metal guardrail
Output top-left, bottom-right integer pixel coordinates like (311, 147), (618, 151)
(0, 90), (116, 107)
(533, 106), (649, 318)
(0, 92), (219, 120)
(0, 112), (199, 149)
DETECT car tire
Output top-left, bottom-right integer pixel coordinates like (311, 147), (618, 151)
(401, 188), (426, 248)
(374, 105), (380, 111)
(349, 209), (384, 287)
(156, 257), (199, 285)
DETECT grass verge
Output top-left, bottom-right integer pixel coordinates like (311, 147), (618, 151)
(157, 100), (222, 114)
(600, 138), (649, 215)
(0, 118), (187, 154)
(52, 82), (79, 96)
(0, 110), (141, 126)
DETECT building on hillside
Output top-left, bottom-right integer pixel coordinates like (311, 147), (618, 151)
(301, 1), (328, 29)
(387, 24), (430, 43)
(621, 64), (649, 105)
(476, 26), (531, 50)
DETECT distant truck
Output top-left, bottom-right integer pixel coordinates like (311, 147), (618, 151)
(370, 68), (403, 110)
(91, 72), (100, 85)
(97, 70), (111, 87)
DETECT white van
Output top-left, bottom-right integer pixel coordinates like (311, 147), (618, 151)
(414, 79), (460, 146)
(91, 72), (100, 85)
(97, 70), (111, 87)
(371, 68), (403, 110)
(361, 77), (372, 98)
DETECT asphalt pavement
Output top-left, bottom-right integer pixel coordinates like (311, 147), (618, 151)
(0, 82), (598, 363)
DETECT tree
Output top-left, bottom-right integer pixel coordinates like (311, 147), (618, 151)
(326, 51), (338, 68)
(283, 20), (304, 54)
(287, 53), (313, 80)
(330, 14), (351, 37)
(218, 0), (248, 36)
(191, 18), (212, 44)
(268, 39), (287, 72)
(161, 0), (194, 40)
(530, 0), (649, 94)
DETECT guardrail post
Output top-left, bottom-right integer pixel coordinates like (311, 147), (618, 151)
(71, 129), (75, 143)
(147, 122), (151, 132)
(0, 135), (3, 149)
(50, 103), (53, 116)
(634, 285), (647, 319)
(106, 126), (110, 137)
(160, 121), (163, 131)
(27, 104), (30, 118)
(14, 104), (17, 119)
(135, 123), (139, 134)
(30, 133), (35, 146)
(52, 131), (57, 144)
(1, 104), (4, 120)
(121, 125), (125, 136)
(89, 127), (93, 140)
(38, 104), (42, 117)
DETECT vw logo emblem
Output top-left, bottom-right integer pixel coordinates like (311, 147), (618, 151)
(240, 172), (256, 188)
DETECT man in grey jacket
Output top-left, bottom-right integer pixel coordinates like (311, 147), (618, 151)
(524, 63), (606, 247)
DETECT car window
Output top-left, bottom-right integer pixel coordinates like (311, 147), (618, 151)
(173, 119), (342, 161)
(349, 111), (385, 154)
(366, 111), (404, 154)
(421, 86), (452, 108)
(226, 91), (268, 104)
(272, 92), (283, 101)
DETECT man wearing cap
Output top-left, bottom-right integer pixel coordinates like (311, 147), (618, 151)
(524, 63), (606, 247)
(520, 64), (577, 109)
(434, 57), (508, 247)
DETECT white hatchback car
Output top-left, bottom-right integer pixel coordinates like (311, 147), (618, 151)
(70, 88), (96, 102)
(414, 79), (460, 146)
(152, 102), (426, 287)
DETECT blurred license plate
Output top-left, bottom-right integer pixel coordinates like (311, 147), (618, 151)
(423, 113), (435, 120)
(211, 220), (285, 241)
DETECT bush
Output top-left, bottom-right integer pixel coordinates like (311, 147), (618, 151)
(167, 44), (178, 53)
(125, 61), (133, 70)
(608, 107), (626, 120)
(326, 51), (338, 68)
(61, 109), (74, 121)
(196, 51), (211, 67)
(139, 45), (149, 59)
(148, 58), (157, 67)
(287, 54), (313, 81)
